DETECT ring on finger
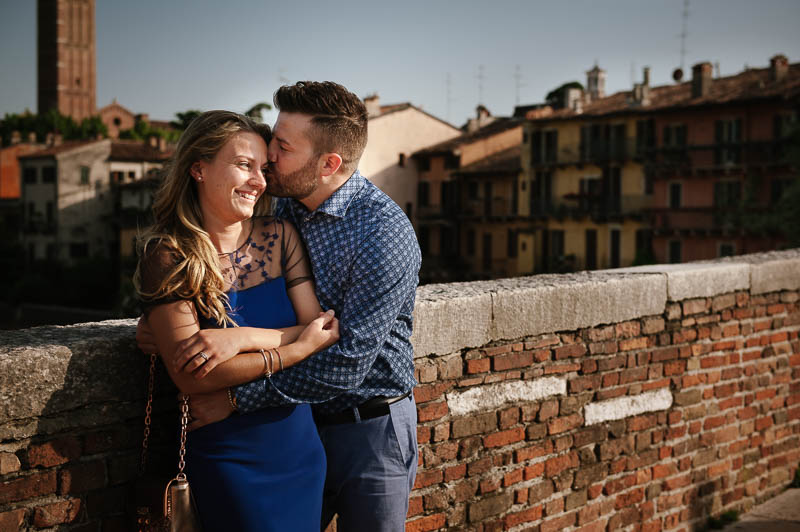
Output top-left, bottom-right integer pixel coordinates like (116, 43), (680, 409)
(196, 351), (209, 364)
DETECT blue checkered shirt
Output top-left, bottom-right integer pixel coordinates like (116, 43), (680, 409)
(234, 170), (421, 414)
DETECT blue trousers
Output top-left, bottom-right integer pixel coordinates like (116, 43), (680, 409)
(317, 395), (418, 532)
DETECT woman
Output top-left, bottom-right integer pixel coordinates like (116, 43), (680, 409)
(135, 110), (336, 531)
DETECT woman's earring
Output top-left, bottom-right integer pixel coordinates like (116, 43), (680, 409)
(196, 175), (203, 182)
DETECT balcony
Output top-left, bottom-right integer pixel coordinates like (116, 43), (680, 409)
(529, 139), (640, 167)
(531, 194), (651, 220)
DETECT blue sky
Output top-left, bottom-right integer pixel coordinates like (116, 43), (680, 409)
(2, 0), (799, 128)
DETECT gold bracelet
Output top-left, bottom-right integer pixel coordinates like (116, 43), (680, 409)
(267, 349), (274, 378)
(226, 388), (238, 410)
(260, 349), (271, 378)
(273, 348), (284, 372)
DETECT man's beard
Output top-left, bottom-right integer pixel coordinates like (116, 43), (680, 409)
(265, 156), (319, 199)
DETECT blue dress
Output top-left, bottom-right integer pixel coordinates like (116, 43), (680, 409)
(139, 217), (326, 531)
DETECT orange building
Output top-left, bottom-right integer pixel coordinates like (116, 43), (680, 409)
(1, 141), (45, 199)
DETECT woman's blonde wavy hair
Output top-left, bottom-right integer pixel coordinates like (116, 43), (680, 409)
(134, 110), (272, 326)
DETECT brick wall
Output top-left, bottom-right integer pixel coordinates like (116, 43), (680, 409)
(1, 250), (799, 531)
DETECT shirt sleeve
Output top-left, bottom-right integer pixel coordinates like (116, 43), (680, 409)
(234, 209), (421, 410)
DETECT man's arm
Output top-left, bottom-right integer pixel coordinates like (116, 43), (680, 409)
(234, 212), (421, 411)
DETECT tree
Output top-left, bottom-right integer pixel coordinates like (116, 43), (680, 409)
(170, 110), (203, 131)
(245, 102), (272, 123)
(0, 109), (108, 146)
(545, 81), (584, 108)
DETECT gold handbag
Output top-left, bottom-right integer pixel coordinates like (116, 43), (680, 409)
(137, 354), (202, 532)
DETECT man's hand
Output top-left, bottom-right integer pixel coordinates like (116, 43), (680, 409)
(186, 390), (234, 431)
(136, 315), (158, 355)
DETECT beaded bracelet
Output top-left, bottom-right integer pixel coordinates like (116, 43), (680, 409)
(226, 388), (238, 410)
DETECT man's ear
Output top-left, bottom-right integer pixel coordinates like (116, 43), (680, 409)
(319, 153), (343, 178)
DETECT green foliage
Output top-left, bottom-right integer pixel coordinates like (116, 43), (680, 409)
(698, 510), (739, 531)
(170, 110), (204, 131)
(791, 466), (800, 488)
(0, 109), (108, 146)
(118, 118), (180, 143)
(545, 81), (584, 107)
(245, 102), (272, 123)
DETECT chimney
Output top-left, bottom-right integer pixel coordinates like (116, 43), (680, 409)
(27, 132), (37, 143)
(364, 94), (381, 118)
(149, 135), (158, 148)
(691, 62), (713, 98)
(53, 133), (63, 146)
(770, 54), (789, 82)
(158, 137), (166, 152)
(565, 87), (583, 112)
(11, 131), (21, 144)
(631, 67), (652, 106)
(45, 132), (54, 146)
(586, 65), (606, 101)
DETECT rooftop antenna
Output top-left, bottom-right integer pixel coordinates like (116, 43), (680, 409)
(477, 64), (485, 105)
(514, 64), (525, 105)
(679, 0), (690, 71)
(278, 67), (289, 85)
(445, 72), (453, 123)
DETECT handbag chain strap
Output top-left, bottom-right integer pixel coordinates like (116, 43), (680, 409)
(177, 395), (189, 480)
(140, 353), (157, 473)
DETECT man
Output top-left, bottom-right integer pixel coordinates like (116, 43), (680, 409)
(140, 81), (421, 531)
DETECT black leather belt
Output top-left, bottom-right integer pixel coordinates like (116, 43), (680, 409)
(314, 391), (412, 425)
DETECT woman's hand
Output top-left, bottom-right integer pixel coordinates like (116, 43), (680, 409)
(295, 310), (340, 355)
(174, 328), (245, 379)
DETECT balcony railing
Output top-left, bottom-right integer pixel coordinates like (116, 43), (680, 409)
(531, 194), (651, 219)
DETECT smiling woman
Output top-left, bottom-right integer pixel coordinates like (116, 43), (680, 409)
(132, 110), (339, 531)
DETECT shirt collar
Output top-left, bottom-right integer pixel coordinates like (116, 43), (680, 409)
(290, 169), (365, 220)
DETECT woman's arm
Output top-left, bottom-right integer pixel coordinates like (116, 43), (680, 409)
(147, 300), (338, 394)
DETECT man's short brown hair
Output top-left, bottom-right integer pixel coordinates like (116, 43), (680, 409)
(274, 81), (368, 173)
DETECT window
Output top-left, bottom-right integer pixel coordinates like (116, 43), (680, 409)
(610, 228), (621, 268)
(80, 166), (90, 185)
(441, 226), (456, 257)
(398, 153), (406, 167)
(534, 171), (553, 212)
(42, 166), (56, 183)
(27, 202), (35, 219)
(417, 226), (429, 255)
(113, 117), (122, 126)
(718, 242), (735, 257)
(45, 202), (54, 224)
(635, 229), (653, 263)
(484, 182), (493, 216)
(468, 181), (478, 200)
(635, 119), (656, 156)
(668, 240), (682, 264)
(444, 154), (460, 170)
(417, 157), (430, 172)
(23, 167), (37, 184)
(668, 182), (682, 209)
(585, 229), (597, 270)
(442, 181), (457, 213)
(46, 243), (57, 260)
(128, 171), (136, 180)
(417, 182), (430, 206)
(110, 171), (124, 184)
(482, 234), (492, 271)
(70, 242), (89, 259)
(770, 178), (792, 204)
(550, 230), (565, 258)
(713, 181), (741, 208)
(507, 229), (517, 258)
(467, 229), (475, 256)
(714, 118), (742, 164)
(662, 124), (688, 147)
(531, 130), (558, 164)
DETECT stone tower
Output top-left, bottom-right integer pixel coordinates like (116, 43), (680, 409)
(37, 0), (96, 121)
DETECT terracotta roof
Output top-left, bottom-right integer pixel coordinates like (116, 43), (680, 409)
(540, 61), (800, 122)
(415, 118), (522, 155)
(370, 102), (458, 130)
(18, 140), (102, 159)
(110, 141), (171, 162)
(454, 145), (521, 175)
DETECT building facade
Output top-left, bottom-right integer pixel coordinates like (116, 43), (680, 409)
(413, 118), (523, 282)
(37, 0), (96, 121)
(359, 96), (461, 220)
(19, 140), (168, 264)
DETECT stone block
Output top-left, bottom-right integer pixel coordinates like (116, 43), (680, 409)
(411, 284), (492, 357)
(607, 262), (749, 301)
(584, 388), (673, 426)
(446, 377), (565, 417)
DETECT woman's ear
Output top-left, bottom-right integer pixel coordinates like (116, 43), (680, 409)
(190, 161), (204, 182)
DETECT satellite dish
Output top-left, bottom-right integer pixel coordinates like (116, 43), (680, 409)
(673, 68), (684, 82)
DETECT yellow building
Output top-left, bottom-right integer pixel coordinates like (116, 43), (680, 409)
(522, 67), (653, 272)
